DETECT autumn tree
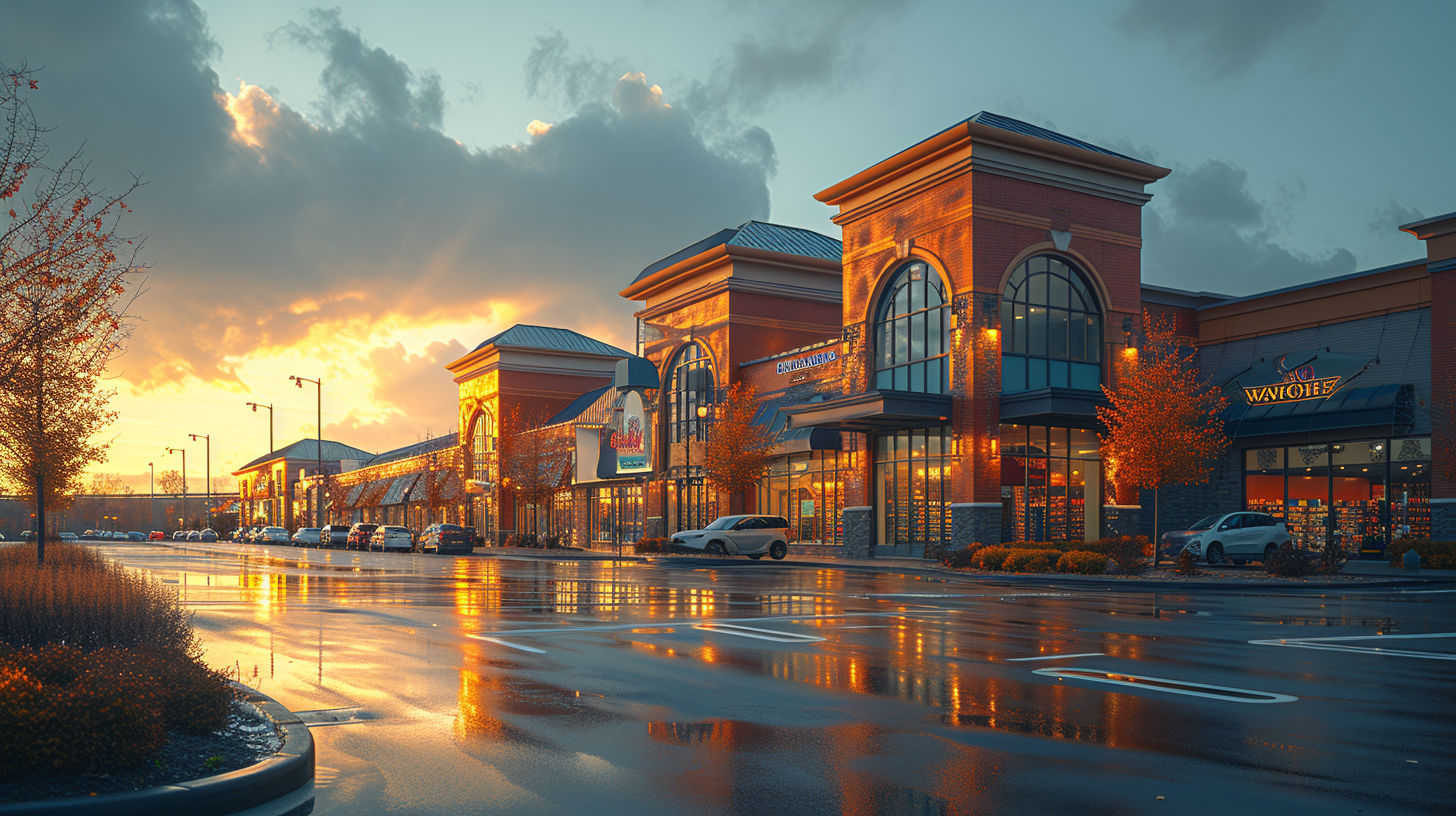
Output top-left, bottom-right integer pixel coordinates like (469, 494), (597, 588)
(1098, 313), (1228, 564)
(415, 445), (462, 529)
(702, 381), (776, 516)
(499, 407), (572, 537)
(0, 63), (146, 562)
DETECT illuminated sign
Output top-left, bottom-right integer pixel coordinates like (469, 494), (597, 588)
(1242, 358), (1341, 406)
(613, 390), (650, 474)
(776, 349), (837, 375)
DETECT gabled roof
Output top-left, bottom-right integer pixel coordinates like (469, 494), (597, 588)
(365, 432), (459, 468)
(628, 221), (842, 287)
(236, 439), (375, 472)
(963, 111), (1147, 164)
(470, 324), (633, 358)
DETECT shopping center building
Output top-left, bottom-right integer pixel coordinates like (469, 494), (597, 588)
(257, 112), (1453, 558)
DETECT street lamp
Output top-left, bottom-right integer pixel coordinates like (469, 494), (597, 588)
(684, 404), (710, 530)
(166, 447), (186, 530)
(148, 461), (155, 533)
(189, 433), (211, 531)
(290, 375), (323, 530)
(246, 401), (274, 453)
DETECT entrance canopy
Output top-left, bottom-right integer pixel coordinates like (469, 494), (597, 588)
(784, 390), (952, 433)
(1223, 382), (1415, 437)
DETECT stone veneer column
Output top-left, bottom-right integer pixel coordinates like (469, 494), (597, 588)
(1102, 505), (1142, 539)
(841, 506), (873, 558)
(950, 503), (1001, 549)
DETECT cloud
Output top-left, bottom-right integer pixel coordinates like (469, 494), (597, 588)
(0, 2), (773, 395)
(1116, 0), (1337, 80)
(1368, 197), (1424, 242)
(366, 339), (466, 426)
(1143, 157), (1356, 295)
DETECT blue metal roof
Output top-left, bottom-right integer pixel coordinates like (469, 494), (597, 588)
(546, 386), (613, 426)
(630, 221), (842, 286)
(365, 432), (459, 467)
(237, 438), (376, 471)
(964, 111), (1147, 164)
(471, 324), (633, 357)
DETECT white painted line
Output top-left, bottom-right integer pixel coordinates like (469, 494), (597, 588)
(1006, 652), (1106, 662)
(693, 622), (826, 643)
(469, 635), (547, 654)
(1032, 668), (1298, 704)
(1250, 631), (1456, 660)
(472, 610), (906, 638)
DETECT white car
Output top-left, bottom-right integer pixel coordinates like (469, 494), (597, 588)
(292, 527), (321, 546)
(258, 526), (291, 544)
(1160, 512), (1292, 565)
(59, 531), (78, 542)
(671, 515), (790, 560)
(369, 526), (414, 552)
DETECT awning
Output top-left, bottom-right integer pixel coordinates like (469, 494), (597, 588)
(753, 396), (842, 452)
(346, 479), (390, 509)
(1224, 383), (1415, 438)
(999, 387), (1107, 425)
(784, 390), (952, 432)
(380, 473), (420, 505)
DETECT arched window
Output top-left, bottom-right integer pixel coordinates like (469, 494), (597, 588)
(668, 341), (715, 442)
(874, 261), (949, 393)
(1001, 255), (1102, 392)
(468, 410), (495, 481)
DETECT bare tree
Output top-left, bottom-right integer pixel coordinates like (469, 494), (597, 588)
(157, 469), (186, 495)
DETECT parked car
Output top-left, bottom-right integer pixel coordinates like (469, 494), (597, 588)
(199, 529), (218, 542)
(21, 531), (34, 542)
(320, 524), (351, 549)
(257, 526), (290, 544)
(172, 530), (186, 540)
(149, 531), (165, 540)
(1160, 512), (1292, 565)
(369, 526), (414, 552)
(126, 531), (146, 542)
(346, 523), (379, 551)
(185, 530), (201, 541)
(416, 523), (475, 554)
(671, 515), (791, 560)
(59, 531), (79, 543)
(292, 527), (322, 547)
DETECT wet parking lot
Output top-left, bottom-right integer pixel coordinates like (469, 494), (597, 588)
(100, 542), (1455, 815)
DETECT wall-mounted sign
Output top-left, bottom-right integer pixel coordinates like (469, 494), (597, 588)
(1242, 356), (1342, 406)
(776, 349), (837, 375)
(611, 390), (650, 474)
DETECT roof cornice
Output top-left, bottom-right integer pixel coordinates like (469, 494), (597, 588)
(620, 243), (841, 302)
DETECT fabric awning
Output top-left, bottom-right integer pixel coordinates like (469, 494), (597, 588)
(1224, 383), (1415, 437)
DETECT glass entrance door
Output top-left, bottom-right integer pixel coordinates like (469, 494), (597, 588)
(873, 428), (951, 557)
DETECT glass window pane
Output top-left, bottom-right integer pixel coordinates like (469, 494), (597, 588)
(927, 308), (942, 357)
(1069, 313), (1086, 360)
(928, 357), (943, 393)
(1070, 289), (1085, 313)
(1028, 307), (1047, 356)
(1012, 304), (1027, 353)
(894, 317), (908, 362)
(1394, 438), (1430, 461)
(1008, 266), (1025, 292)
(1050, 274), (1069, 309)
(1031, 257), (1048, 276)
(1028, 358), (1048, 389)
(1049, 309), (1069, 357)
(1086, 316), (1100, 362)
(1002, 355), (1026, 392)
(910, 275), (924, 313)
(1049, 359), (1069, 388)
(910, 361), (925, 392)
(1049, 427), (1068, 458)
(1069, 428), (1099, 458)
(1244, 447), (1284, 470)
(876, 369), (892, 390)
(1000, 300), (1013, 335)
(1029, 272), (1047, 306)
(894, 281), (909, 316)
(929, 430), (943, 457)
(910, 312), (926, 360)
(1070, 362), (1101, 391)
(1028, 426), (1048, 457)
(894, 365), (908, 391)
(926, 279), (944, 307)
(1000, 424), (1026, 451)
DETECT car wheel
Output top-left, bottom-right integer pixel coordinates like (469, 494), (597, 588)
(705, 541), (726, 556)
(747, 554), (763, 560)
(1205, 543), (1223, 565)
(769, 541), (787, 561)
(1263, 544), (1278, 563)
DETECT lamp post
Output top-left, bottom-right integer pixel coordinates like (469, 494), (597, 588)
(290, 375), (323, 531)
(189, 433), (211, 530)
(246, 401), (274, 453)
(166, 447), (186, 530)
(148, 461), (155, 533)
(684, 404), (709, 530)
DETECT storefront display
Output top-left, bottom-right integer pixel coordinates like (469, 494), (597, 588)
(1000, 424), (1101, 542)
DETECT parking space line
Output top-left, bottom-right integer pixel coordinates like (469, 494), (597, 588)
(693, 622), (826, 643)
(1250, 631), (1456, 660)
(1032, 668), (1298, 703)
(1006, 652), (1106, 662)
(469, 635), (547, 653)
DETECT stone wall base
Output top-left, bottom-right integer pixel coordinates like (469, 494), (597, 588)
(1103, 505), (1142, 540)
(1432, 499), (1456, 541)
(842, 506), (873, 559)
(950, 503), (1001, 549)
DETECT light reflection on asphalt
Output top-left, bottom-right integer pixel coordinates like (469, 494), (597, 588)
(99, 542), (1456, 815)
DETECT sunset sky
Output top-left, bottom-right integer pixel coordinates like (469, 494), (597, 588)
(2, 0), (1452, 493)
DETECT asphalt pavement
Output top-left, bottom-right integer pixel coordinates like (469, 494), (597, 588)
(95, 541), (1456, 815)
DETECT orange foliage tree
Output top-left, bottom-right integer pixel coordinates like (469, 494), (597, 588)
(1098, 313), (1228, 563)
(499, 407), (572, 536)
(702, 382), (775, 515)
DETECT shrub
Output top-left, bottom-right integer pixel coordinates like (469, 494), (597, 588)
(1387, 539), (1456, 570)
(633, 537), (676, 554)
(1101, 535), (1152, 574)
(1001, 549), (1061, 573)
(1055, 551), (1109, 575)
(1264, 541), (1313, 577)
(974, 546), (1012, 571)
(1315, 543), (1346, 575)
(939, 542), (993, 570)
(1174, 549), (1201, 576)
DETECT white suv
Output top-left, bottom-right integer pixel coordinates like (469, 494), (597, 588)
(671, 515), (790, 560)
(369, 526), (414, 552)
(1161, 512), (1291, 565)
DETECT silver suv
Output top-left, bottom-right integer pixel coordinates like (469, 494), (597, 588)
(1161, 512), (1291, 565)
(671, 515), (791, 560)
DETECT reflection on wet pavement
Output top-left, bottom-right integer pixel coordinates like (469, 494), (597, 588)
(95, 542), (1456, 815)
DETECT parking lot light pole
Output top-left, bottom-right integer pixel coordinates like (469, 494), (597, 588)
(166, 447), (186, 529)
(149, 462), (155, 532)
(290, 375), (323, 531)
(189, 433), (210, 530)
(246, 401), (274, 453)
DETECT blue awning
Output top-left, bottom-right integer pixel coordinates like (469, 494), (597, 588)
(1224, 383), (1415, 438)
(755, 396), (842, 452)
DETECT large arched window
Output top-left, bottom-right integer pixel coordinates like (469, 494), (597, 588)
(874, 261), (949, 393)
(668, 341), (715, 442)
(1001, 255), (1102, 392)
(468, 410), (495, 481)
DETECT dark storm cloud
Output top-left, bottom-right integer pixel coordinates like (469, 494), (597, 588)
(1143, 157), (1355, 295)
(1116, 0), (1335, 80)
(0, 1), (772, 396)
(1367, 198), (1424, 242)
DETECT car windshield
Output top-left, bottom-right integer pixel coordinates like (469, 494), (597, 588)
(1188, 515), (1223, 530)
(704, 517), (739, 531)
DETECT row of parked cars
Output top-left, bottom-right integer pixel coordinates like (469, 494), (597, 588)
(228, 522), (474, 554)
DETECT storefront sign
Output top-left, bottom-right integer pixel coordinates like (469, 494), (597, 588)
(1241, 356), (1341, 406)
(776, 349), (837, 375)
(612, 390), (650, 474)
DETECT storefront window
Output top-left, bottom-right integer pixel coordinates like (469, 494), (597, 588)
(468, 410), (496, 481)
(666, 475), (716, 535)
(1000, 424), (1100, 542)
(1001, 255), (1102, 393)
(668, 342), (715, 443)
(756, 450), (852, 545)
(874, 428), (952, 555)
(873, 262), (949, 394)
(591, 485), (643, 544)
(1390, 438), (1430, 544)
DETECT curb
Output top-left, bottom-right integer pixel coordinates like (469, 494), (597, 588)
(0, 684), (315, 816)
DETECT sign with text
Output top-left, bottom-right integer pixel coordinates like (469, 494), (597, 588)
(776, 349), (837, 376)
(611, 390), (650, 474)
(1233, 352), (1370, 407)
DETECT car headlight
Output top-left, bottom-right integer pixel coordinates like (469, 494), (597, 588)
(1186, 539), (1202, 552)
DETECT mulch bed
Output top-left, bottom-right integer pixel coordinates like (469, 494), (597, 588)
(0, 699), (282, 804)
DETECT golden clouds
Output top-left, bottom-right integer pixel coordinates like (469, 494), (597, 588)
(220, 82), (278, 151)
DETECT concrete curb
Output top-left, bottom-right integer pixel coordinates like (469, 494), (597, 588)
(0, 684), (315, 816)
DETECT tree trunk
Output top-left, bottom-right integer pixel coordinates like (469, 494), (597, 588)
(1152, 486), (1160, 568)
(34, 350), (45, 566)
